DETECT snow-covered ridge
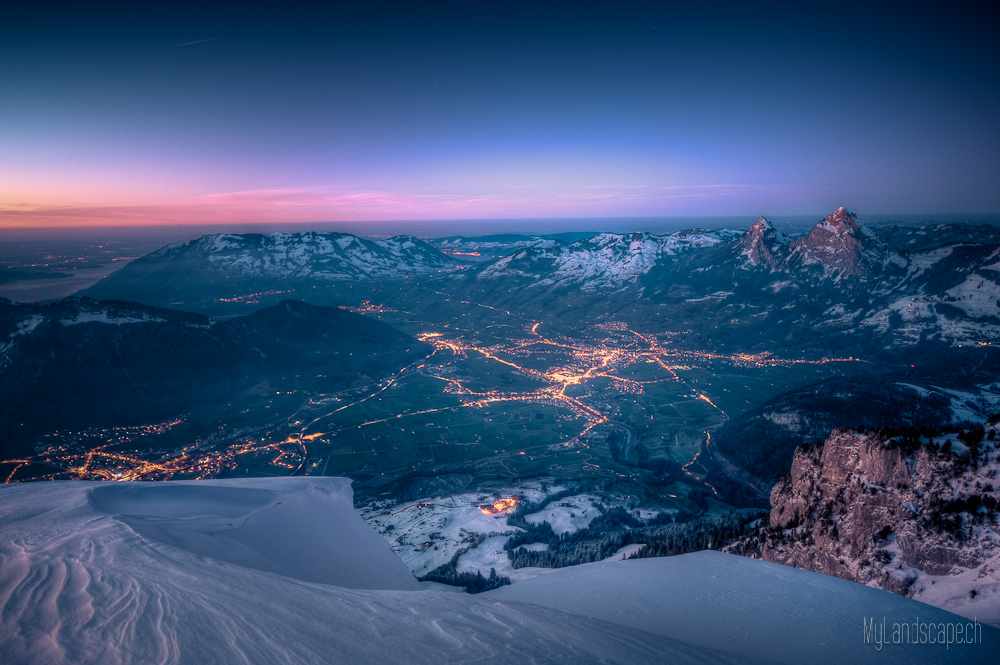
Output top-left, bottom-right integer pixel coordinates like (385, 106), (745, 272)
(435, 237), (563, 251)
(59, 310), (166, 326)
(4, 299), (182, 333)
(478, 229), (740, 288)
(146, 231), (461, 281)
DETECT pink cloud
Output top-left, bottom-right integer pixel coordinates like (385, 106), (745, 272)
(0, 183), (806, 228)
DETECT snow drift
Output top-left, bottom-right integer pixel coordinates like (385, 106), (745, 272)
(2, 477), (997, 664)
(86, 478), (419, 590)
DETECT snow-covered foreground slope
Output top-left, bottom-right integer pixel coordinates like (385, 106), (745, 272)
(486, 552), (1000, 664)
(2, 478), (997, 664)
(0, 479), (761, 665)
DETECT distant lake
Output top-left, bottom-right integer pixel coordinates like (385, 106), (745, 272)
(0, 260), (132, 303)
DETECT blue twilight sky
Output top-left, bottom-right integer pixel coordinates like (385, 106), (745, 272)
(1, 2), (998, 227)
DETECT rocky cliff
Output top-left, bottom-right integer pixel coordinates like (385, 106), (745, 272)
(728, 419), (1000, 624)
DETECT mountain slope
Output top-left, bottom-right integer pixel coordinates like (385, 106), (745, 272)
(0, 297), (428, 459)
(477, 229), (741, 289)
(709, 377), (1000, 487)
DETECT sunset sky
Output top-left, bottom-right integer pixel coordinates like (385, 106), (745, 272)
(2, 2), (997, 228)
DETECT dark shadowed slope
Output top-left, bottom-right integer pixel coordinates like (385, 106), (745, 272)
(0, 297), (429, 459)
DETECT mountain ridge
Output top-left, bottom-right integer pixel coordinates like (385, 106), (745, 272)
(77, 209), (1000, 351)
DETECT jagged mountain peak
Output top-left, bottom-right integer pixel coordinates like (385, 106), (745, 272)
(789, 208), (900, 280)
(736, 216), (789, 269)
(813, 207), (864, 236)
(743, 217), (790, 243)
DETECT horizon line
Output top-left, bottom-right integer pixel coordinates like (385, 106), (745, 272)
(4, 211), (1000, 232)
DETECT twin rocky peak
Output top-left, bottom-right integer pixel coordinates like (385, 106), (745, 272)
(737, 207), (900, 279)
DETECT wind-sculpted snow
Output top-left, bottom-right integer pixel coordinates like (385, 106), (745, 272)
(1, 478), (768, 665)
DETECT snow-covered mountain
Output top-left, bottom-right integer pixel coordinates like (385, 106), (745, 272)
(77, 209), (1000, 350)
(147, 232), (459, 280)
(431, 235), (569, 262)
(478, 229), (741, 289)
(786, 207), (907, 281)
(81, 231), (463, 305)
(472, 208), (907, 290)
(466, 208), (989, 317)
(2, 477), (996, 664)
(471, 208), (1000, 349)
(0, 297), (427, 460)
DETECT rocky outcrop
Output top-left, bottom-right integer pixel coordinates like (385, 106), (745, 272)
(730, 421), (1000, 620)
(788, 207), (905, 281)
(735, 216), (789, 270)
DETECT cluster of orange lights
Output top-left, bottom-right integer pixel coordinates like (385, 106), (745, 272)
(480, 497), (519, 515)
(218, 289), (291, 304)
(4, 298), (870, 487)
(341, 300), (398, 314)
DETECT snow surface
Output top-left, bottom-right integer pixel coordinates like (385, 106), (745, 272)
(523, 493), (604, 534)
(456, 535), (516, 577)
(358, 482), (590, 578)
(4, 478), (997, 664)
(893, 384), (1000, 424)
(863, 291), (1000, 346)
(486, 552), (1000, 664)
(3, 478), (763, 665)
(14, 315), (44, 335)
(59, 311), (165, 326)
(358, 492), (522, 577)
(944, 273), (1000, 318)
